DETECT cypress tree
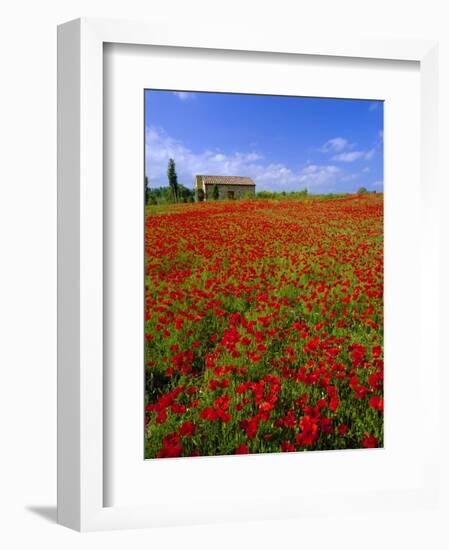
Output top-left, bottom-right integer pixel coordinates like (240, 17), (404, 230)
(144, 176), (150, 205)
(167, 158), (179, 203)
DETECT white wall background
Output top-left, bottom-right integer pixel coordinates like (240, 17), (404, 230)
(0, 1), (448, 548)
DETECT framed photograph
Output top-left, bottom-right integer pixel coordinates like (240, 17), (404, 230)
(57, 18), (440, 531)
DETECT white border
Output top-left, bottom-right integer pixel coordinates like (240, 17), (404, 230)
(57, 18), (440, 531)
(104, 43), (422, 508)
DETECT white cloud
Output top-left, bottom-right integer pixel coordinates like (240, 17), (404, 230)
(253, 163), (340, 191)
(320, 137), (350, 153)
(146, 127), (341, 192)
(294, 164), (341, 189)
(173, 91), (196, 101)
(320, 136), (376, 163)
(332, 149), (375, 162)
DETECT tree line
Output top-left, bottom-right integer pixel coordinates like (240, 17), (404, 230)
(145, 158), (195, 205)
(145, 159), (376, 206)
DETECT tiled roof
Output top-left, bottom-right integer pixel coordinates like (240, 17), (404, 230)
(198, 175), (255, 186)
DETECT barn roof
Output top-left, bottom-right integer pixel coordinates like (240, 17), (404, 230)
(197, 175), (255, 186)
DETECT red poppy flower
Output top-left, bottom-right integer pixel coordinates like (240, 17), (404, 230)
(362, 433), (378, 448)
(179, 421), (196, 436)
(320, 417), (333, 434)
(156, 444), (182, 458)
(329, 397), (340, 411)
(296, 415), (319, 447)
(369, 395), (384, 411)
(200, 406), (217, 421)
(281, 441), (296, 452)
(338, 424), (348, 436)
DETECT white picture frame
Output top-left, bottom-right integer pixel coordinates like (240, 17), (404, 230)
(57, 17), (441, 531)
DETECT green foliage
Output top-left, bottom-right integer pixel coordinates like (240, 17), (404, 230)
(357, 186), (368, 194)
(147, 184), (194, 205)
(256, 188), (309, 200)
(178, 184), (195, 203)
(197, 188), (205, 202)
(256, 190), (276, 199)
(212, 184), (219, 200)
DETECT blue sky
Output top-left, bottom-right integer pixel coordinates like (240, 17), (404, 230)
(145, 90), (383, 194)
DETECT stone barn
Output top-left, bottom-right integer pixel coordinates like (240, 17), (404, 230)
(195, 175), (256, 201)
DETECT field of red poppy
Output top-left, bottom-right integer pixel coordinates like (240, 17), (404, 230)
(144, 195), (383, 458)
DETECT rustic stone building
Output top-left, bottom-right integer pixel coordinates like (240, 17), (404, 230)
(195, 175), (256, 201)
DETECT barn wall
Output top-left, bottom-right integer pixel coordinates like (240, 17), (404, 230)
(204, 184), (255, 200)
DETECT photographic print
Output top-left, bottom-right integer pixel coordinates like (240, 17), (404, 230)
(144, 90), (383, 459)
